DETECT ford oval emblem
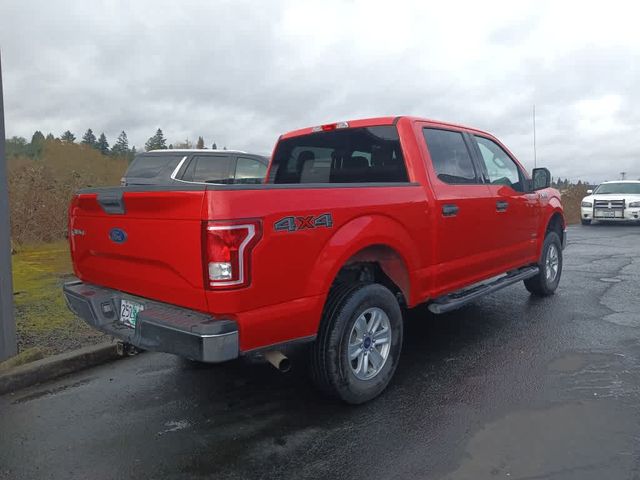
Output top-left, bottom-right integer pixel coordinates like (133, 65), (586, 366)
(109, 228), (127, 244)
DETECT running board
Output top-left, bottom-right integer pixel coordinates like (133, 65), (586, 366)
(428, 266), (539, 314)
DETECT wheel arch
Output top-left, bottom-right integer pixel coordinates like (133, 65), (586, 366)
(333, 244), (411, 307)
(546, 210), (565, 237)
(304, 214), (420, 309)
(538, 206), (565, 256)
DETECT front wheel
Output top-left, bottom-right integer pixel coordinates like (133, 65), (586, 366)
(524, 231), (563, 296)
(581, 219), (591, 225)
(310, 283), (403, 404)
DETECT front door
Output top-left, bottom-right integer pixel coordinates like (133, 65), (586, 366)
(471, 135), (539, 268)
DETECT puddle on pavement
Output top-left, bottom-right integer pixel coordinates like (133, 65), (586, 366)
(442, 401), (636, 480)
(547, 353), (588, 372)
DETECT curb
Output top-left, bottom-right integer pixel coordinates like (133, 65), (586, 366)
(0, 342), (122, 395)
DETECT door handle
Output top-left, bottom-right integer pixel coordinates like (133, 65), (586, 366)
(496, 200), (509, 212)
(442, 204), (459, 217)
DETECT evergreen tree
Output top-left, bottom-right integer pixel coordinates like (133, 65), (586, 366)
(211, 142), (217, 149)
(196, 136), (205, 149)
(45, 133), (55, 141)
(61, 130), (76, 143)
(168, 144), (174, 149)
(96, 132), (109, 155)
(111, 131), (130, 157)
(81, 128), (97, 147)
(31, 130), (45, 145)
(29, 131), (46, 158)
(129, 146), (137, 163)
(145, 128), (167, 151)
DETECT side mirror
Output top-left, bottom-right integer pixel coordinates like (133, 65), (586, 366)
(587, 189), (593, 195)
(532, 167), (551, 190)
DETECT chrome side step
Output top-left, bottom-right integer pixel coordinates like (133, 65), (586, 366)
(428, 266), (539, 314)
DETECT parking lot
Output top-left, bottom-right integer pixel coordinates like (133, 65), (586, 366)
(1, 224), (639, 480)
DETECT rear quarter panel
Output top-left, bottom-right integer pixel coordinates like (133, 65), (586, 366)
(203, 185), (430, 350)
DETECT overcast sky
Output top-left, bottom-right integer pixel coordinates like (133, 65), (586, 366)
(1, 0), (639, 182)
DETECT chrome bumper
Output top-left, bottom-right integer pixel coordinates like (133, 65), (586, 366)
(63, 281), (238, 363)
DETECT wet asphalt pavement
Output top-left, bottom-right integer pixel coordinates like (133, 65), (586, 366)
(2, 224), (640, 480)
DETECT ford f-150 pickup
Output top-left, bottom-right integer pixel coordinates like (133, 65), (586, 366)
(63, 116), (565, 404)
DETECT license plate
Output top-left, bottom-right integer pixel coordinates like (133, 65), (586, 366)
(596, 210), (616, 218)
(120, 299), (144, 328)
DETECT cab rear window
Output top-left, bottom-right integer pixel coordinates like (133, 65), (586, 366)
(270, 126), (408, 184)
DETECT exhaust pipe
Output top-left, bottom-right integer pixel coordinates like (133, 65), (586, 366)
(264, 350), (291, 373)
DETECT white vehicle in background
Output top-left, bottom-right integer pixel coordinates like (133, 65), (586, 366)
(580, 180), (640, 225)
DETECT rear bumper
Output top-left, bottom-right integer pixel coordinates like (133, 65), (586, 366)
(63, 281), (238, 363)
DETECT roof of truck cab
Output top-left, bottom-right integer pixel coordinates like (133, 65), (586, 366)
(279, 116), (494, 139)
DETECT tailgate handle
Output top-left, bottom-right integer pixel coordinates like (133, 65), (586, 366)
(97, 191), (126, 215)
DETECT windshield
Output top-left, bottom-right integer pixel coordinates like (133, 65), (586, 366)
(594, 183), (640, 194)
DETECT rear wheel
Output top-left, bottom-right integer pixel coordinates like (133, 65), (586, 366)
(524, 231), (563, 296)
(310, 283), (403, 404)
(581, 219), (591, 225)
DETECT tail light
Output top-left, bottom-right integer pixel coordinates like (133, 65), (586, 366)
(204, 220), (262, 289)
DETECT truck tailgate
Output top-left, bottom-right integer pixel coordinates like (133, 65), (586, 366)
(69, 188), (208, 311)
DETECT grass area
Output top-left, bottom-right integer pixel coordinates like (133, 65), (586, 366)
(10, 241), (106, 358)
(0, 347), (46, 373)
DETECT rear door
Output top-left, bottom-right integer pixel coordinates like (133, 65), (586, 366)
(470, 135), (539, 267)
(69, 186), (208, 311)
(420, 126), (497, 295)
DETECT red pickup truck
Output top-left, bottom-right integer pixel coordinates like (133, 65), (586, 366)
(64, 116), (565, 404)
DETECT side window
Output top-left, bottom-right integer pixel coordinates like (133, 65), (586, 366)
(182, 155), (233, 184)
(474, 136), (523, 191)
(234, 157), (267, 184)
(423, 128), (478, 184)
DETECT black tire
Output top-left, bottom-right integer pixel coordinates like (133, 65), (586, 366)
(310, 283), (403, 404)
(581, 219), (591, 225)
(524, 231), (563, 296)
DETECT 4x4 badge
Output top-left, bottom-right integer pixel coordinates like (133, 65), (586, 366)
(274, 213), (333, 232)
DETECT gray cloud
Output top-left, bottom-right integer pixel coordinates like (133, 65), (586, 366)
(1, 0), (639, 181)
